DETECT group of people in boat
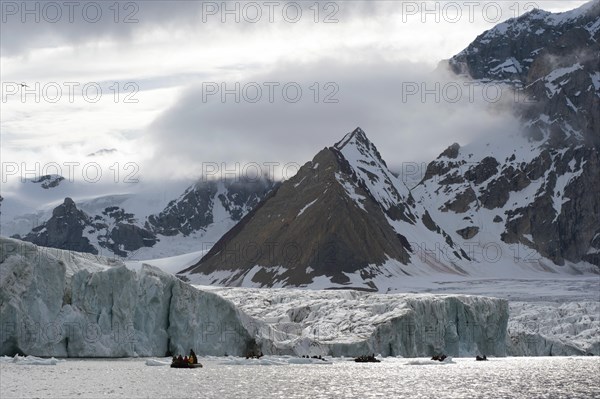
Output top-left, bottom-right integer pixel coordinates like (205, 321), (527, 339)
(354, 354), (380, 363)
(245, 351), (264, 359)
(476, 355), (488, 361)
(171, 349), (199, 367)
(302, 355), (326, 361)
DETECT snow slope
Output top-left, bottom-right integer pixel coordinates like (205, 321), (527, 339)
(125, 249), (207, 274)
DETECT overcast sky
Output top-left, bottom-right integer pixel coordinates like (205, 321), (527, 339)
(0, 0), (588, 184)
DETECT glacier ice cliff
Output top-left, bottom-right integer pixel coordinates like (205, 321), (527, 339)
(204, 287), (508, 357)
(10, 237), (586, 358)
(507, 301), (600, 356)
(0, 237), (258, 357)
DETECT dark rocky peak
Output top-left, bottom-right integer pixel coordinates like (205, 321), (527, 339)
(335, 127), (368, 148)
(22, 197), (97, 254)
(52, 197), (86, 220)
(440, 143), (461, 159)
(18, 197), (158, 257)
(184, 129), (469, 288)
(146, 181), (218, 237)
(183, 143), (415, 287)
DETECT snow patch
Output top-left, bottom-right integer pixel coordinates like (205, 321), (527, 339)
(297, 198), (318, 217)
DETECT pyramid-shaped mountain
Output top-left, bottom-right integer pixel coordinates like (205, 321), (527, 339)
(182, 128), (469, 289)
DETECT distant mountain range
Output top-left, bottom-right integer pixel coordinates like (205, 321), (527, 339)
(5, 177), (276, 259)
(2, 1), (598, 289)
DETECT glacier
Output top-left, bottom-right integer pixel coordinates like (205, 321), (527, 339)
(2, 237), (597, 358)
(0, 237), (258, 357)
(205, 287), (508, 358)
(1, 237), (510, 358)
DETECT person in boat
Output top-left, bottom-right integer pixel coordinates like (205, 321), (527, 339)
(177, 355), (183, 363)
(189, 349), (197, 364)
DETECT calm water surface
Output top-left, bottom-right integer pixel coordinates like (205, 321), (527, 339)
(1, 356), (599, 399)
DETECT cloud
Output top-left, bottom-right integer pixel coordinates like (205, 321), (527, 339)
(2, 0), (584, 184)
(146, 56), (522, 181)
(0, 1), (398, 56)
(3, 1), (586, 56)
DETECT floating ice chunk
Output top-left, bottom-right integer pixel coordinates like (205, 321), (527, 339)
(0, 355), (63, 366)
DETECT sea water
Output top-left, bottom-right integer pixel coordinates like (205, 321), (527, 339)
(1, 356), (599, 398)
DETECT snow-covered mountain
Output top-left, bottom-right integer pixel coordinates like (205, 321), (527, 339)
(184, 128), (475, 288)
(414, 1), (600, 269)
(448, 0), (599, 148)
(4, 178), (276, 259)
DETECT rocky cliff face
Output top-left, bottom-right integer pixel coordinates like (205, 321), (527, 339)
(416, 1), (600, 268)
(146, 178), (275, 237)
(184, 128), (470, 289)
(19, 198), (157, 257)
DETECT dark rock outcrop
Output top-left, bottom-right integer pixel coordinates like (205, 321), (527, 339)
(464, 157), (500, 185)
(21, 199), (157, 257)
(30, 174), (65, 189)
(442, 187), (477, 213)
(23, 198), (97, 254)
(456, 226), (480, 240)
